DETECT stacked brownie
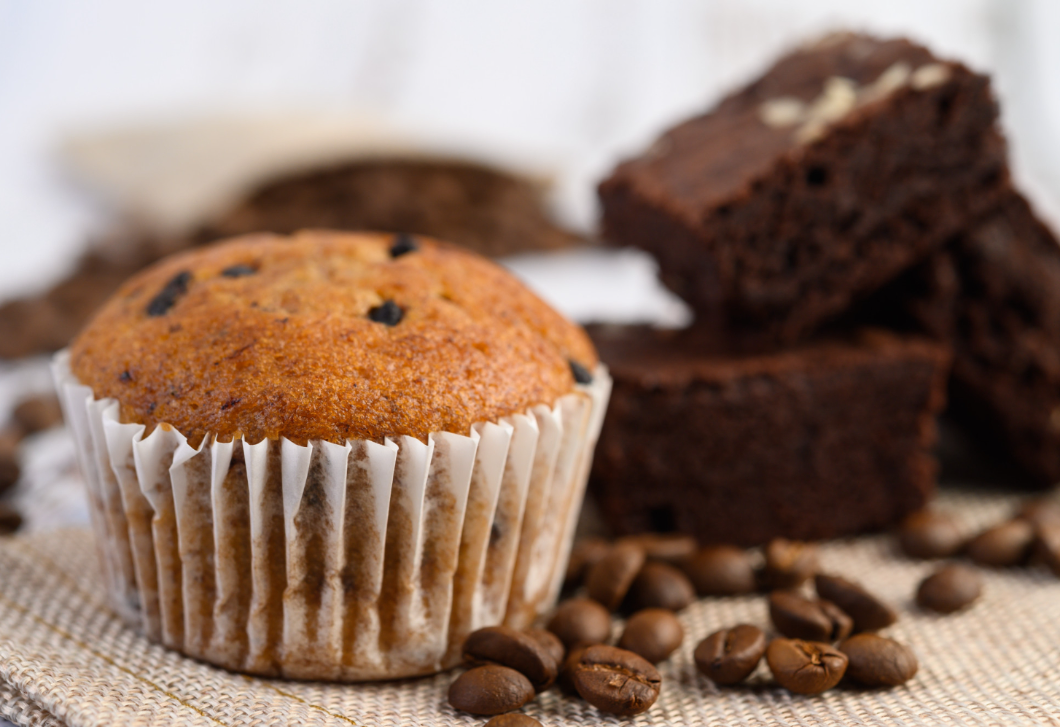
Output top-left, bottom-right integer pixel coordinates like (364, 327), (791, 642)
(590, 32), (1055, 543)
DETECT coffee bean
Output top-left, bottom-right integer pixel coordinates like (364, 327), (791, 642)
(766, 638), (848, 695)
(617, 608), (684, 664)
(0, 433), (20, 495)
(1033, 524), (1060, 577)
(769, 591), (852, 643)
(572, 644), (661, 717)
(966, 519), (1034, 567)
(586, 541), (646, 611)
(463, 626), (559, 691)
(146, 271), (192, 316)
(368, 299), (404, 326)
(448, 665), (534, 716)
(569, 360), (593, 384)
(526, 628), (565, 668)
(389, 233), (418, 258)
(484, 714), (542, 727)
(12, 395), (63, 435)
(1018, 497), (1060, 530)
(916, 564), (982, 613)
(617, 533), (697, 564)
(814, 574), (896, 632)
(763, 539), (818, 590)
(220, 263), (256, 278)
(564, 537), (611, 588)
(624, 561), (695, 612)
(683, 545), (755, 595)
(839, 633), (918, 687)
(557, 642), (590, 696)
(547, 598), (612, 649)
(693, 624), (767, 685)
(898, 510), (965, 559)
(0, 502), (22, 535)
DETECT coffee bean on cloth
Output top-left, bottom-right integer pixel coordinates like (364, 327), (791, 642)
(586, 540), (646, 611)
(617, 608), (684, 664)
(625, 561), (695, 612)
(694, 624), (767, 685)
(839, 633), (918, 687)
(547, 597), (612, 649)
(898, 510), (965, 559)
(769, 591), (853, 642)
(966, 520), (1035, 567)
(762, 538), (819, 589)
(683, 545), (756, 595)
(463, 626), (559, 691)
(572, 644), (662, 717)
(484, 714), (543, 727)
(916, 563), (983, 613)
(448, 665), (535, 716)
(814, 574), (897, 632)
(767, 638), (848, 695)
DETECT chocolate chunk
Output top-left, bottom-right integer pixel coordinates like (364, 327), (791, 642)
(221, 264), (256, 278)
(119, 370), (132, 382)
(146, 271), (192, 317)
(367, 300), (404, 326)
(389, 233), (419, 257)
(570, 360), (593, 384)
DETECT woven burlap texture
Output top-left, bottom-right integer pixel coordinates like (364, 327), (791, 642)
(1, 488), (1058, 727)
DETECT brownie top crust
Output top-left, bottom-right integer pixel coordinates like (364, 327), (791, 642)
(603, 33), (957, 225)
(69, 230), (597, 446)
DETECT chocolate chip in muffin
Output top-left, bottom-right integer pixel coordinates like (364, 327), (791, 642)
(221, 263), (257, 278)
(119, 370), (132, 382)
(389, 233), (419, 258)
(368, 299), (404, 326)
(570, 360), (593, 384)
(146, 271), (192, 317)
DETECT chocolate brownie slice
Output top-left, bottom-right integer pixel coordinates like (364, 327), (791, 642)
(859, 191), (1060, 486)
(587, 326), (949, 545)
(599, 33), (1007, 342)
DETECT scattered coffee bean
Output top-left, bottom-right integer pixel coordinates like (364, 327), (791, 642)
(526, 628), (565, 669)
(898, 510), (965, 559)
(484, 714), (542, 727)
(564, 537), (611, 589)
(763, 538), (818, 590)
(966, 519), (1035, 567)
(448, 664), (534, 716)
(617, 533), (697, 564)
(624, 561), (695, 612)
(557, 642), (590, 696)
(683, 545), (756, 595)
(572, 644), (662, 717)
(766, 638), (848, 695)
(769, 591), (852, 643)
(368, 299), (404, 326)
(220, 263), (256, 278)
(146, 271), (192, 316)
(12, 395), (63, 435)
(0, 433), (19, 495)
(839, 633), (918, 687)
(1033, 524), (1060, 577)
(547, 597), (612, 649)
(569, 360), (593, 385)
(617, 608), (684, 664)
(0, 502), (22, 535)
(916, 564), (982, 613)
(694, 624), (767, 685)
(389, 233), (418, 258)
(463, 626), (559, 691)
(814, 574), (896, 632)
(586, 541), (646, 611)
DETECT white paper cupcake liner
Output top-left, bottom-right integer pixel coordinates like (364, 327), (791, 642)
(52, 350), (610, 681)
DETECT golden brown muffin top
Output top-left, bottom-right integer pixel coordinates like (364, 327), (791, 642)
(69, 230), (597, 446)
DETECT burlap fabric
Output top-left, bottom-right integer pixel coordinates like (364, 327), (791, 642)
(1, 488), (1058, 727)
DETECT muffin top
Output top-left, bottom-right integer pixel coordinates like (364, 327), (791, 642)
(69, 230), (597, 446)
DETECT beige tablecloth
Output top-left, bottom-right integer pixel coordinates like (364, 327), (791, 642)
(1, 488), (1058, 727)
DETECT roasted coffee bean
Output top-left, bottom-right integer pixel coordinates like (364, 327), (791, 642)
(814, 574), (896, 632)
(617, 533), (698, 564)
(557, 642), (591, 696)
(617, 608), (684, 664)
(145, 271), (192, 316)
(448, 665), (534, 716)
(898, 510), (965, 559)
(0, 432), (19, 495)
(569, 360), (593, 384)
(586, 541), (646, 611)
(564, 537), (611, 588)
(547, 597), (612, 649)
(966, 519), (1035, 567)
(389, 233), (418, 258)
(683, 545), (756, 595)
(1033, 524), (1060, 577)
(766, 638), (848, 695)
(769, 591), (852, 643)
(0, 502), (22, 534)
(839, 633), (918, 687)
(526, 628), (565, 668)
(624, 561), (695, 612)
(1018, 497), (1060, 530)
(463, 626), (559, 690)
(916, 564), (982, 613)
(367, 299), (404, 326)
(693, 624), (767, 685)
(484, 714), (542, 727)
(572, 644), (662, 717)
(763, 538), (818, 590)
(13, 394), (63, 435)
(220, 263), (256, 278)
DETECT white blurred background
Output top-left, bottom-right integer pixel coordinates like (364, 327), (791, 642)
(1, 0), (1059, 304)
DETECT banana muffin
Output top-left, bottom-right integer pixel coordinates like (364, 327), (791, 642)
(55, 230), (610, 681)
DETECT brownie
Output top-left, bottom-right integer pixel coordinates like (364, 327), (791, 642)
(858, 191), (1060, 485)
(598, 33), (1007, 343)
(587, 326), (950, 545)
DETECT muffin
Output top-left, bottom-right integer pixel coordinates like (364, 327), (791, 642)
(53, 230), (610, 681)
